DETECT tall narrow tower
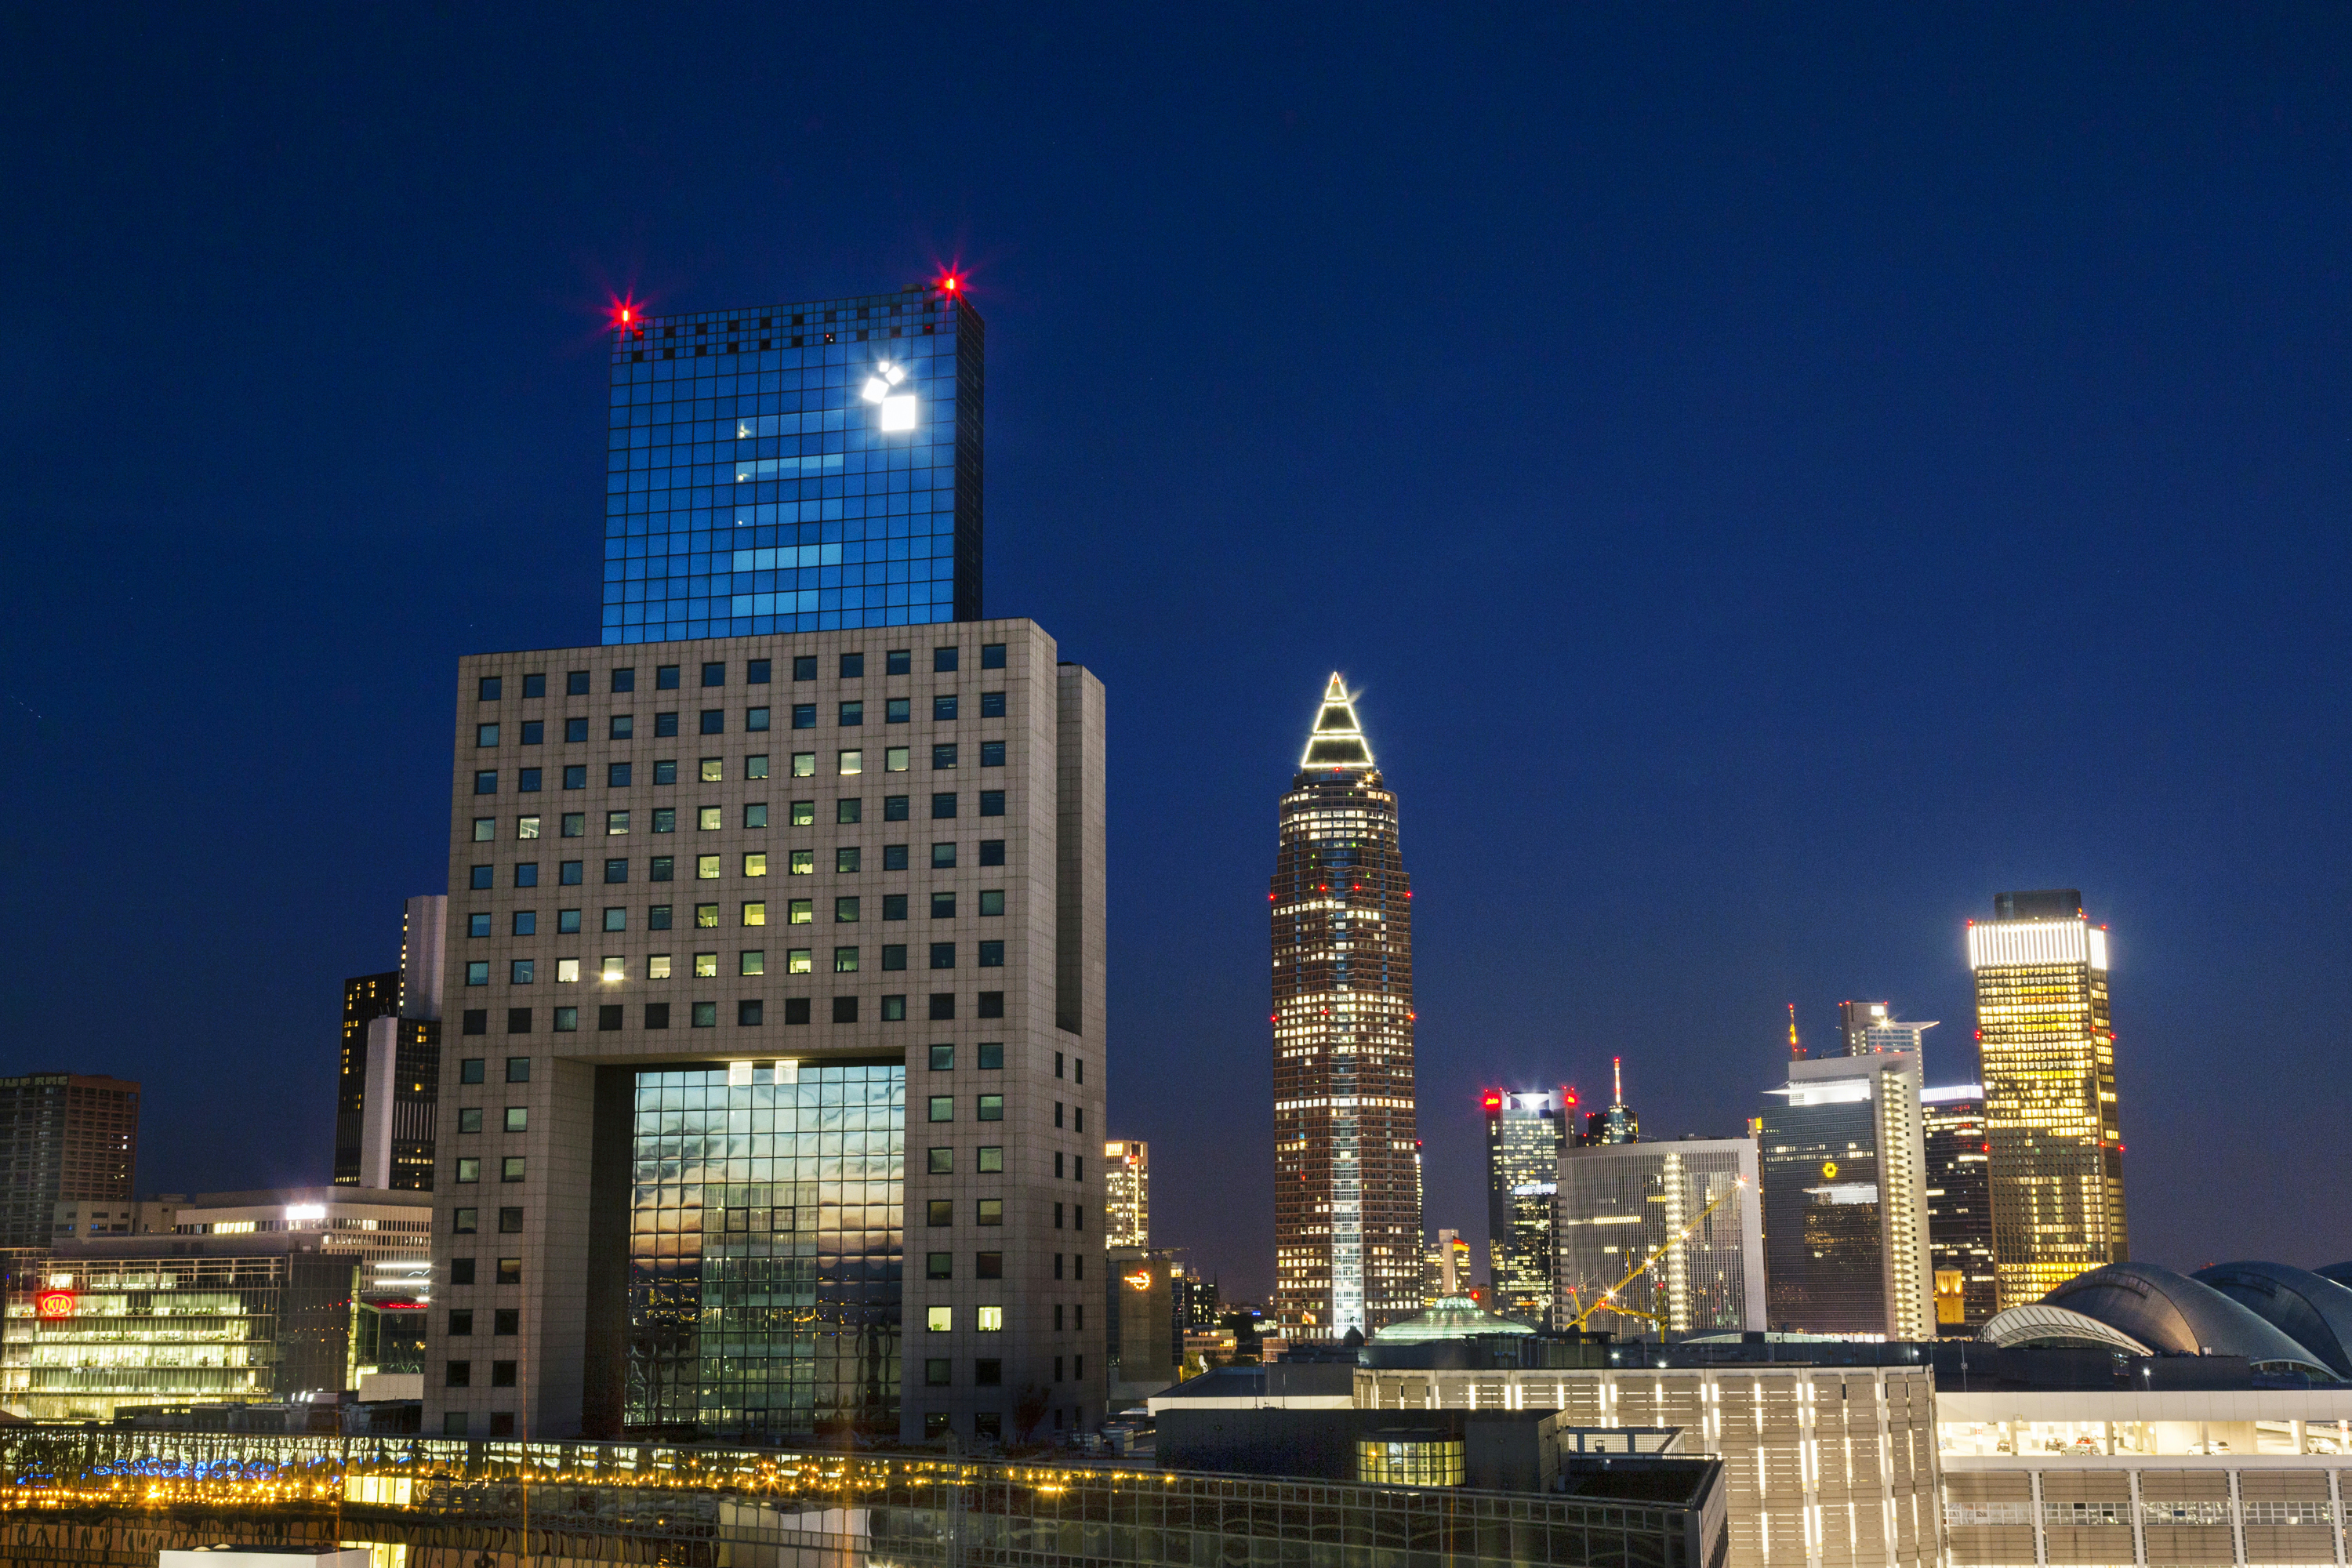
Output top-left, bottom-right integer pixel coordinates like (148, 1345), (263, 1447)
(1969, 889), (2126, 1308)
(1272, 676), (1422, 1336)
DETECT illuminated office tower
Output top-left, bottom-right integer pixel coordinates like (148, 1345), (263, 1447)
(1969, 889), (2125, 1308)
(603, 279), (982, 644)
(424, 622), (1106, 1446)
(1425, 1229), (1470, 1303)
(336, 895), (447, 1191)
(1922, 1084), (1996, 1335)
(1759, 1051), (1935, 1339)
(1103, 1140), (1149, 1248)
(1835, 1001), (1939, 1065)
(1579, 1058), (1639, 1146)
(1271, 676), (1422, 1337)
(0, 1074), (140, 1250)
(1483, 1089), (1569, 1325)
(1555, 1138), (1764, 1337)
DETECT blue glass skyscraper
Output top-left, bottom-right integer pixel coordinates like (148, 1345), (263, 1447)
(603, 282), (982, 644)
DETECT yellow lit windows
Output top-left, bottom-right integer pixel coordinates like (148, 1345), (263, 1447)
(701, 757), (724, 782)
(788, 949), (813, 974)
(556, 959), (582, 984)
(741, 902), (767, 927)
(885, 747), (909, 772)
(601, 956), (624, 982)
(744, 852), (768, 877)
(696, 855), (720, 879)
(517, 815), (541, 840)
(694, 953), (717, 978)
(838, 749), (863, 776)
(699, 806), (723, 830)
(976, 1305), (1004, 1331)
(606, 811), (629, 836)
(649, 955), (673, 979)
(927, 1306), (952, 1332)
(789, 850), (815, 875)
(791, 800), (815, 826)
(695, 903), (719, 927)
(792, 752), (817, 778)
(789, 899), (814, 925)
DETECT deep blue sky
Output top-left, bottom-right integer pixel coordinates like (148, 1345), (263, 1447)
(5, 6), (2348, 1304)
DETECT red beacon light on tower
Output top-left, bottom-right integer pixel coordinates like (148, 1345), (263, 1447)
(1481, 1092), (1502, 1111)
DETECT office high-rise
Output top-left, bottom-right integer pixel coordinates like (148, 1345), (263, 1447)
(1835, 1001), (1938, 1065)
(1483, 1090), (1567, 1325)
(604, 282), (982, 644)
(1271, 677), (1422, 1337)
(0, 1074), (140, 1249)
(424, 623), (1105, 1446)
(1580, 1057), (1639, 1145)
(1922, 1083), (1996, 1335)
(1555, 1138), (1764, 1337)
(1103, 1140), (1149, 1248)
(1969, 889), (2125, 1308)
(1759, 1051), (1935, 1339)
(336, 895), (446, 1191)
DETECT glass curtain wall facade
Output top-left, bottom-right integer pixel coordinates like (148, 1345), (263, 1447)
(626, 1062), (905, 1443)
(1272, 677), (1422, 1337)
(1967, 891), (2125, 1310)
(1759, 1054), (1935, 1339)
(1922, 1085), (1997, 1336)
(1554, 1140), (1763, 1336)
(1483, 1091), (1566, 1325)
(604, 285), (982, 644)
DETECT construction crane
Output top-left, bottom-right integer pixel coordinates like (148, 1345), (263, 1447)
(1559, 1175), (1748, 1334)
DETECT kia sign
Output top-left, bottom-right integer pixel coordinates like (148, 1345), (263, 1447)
(34, 1290), (74, 1321)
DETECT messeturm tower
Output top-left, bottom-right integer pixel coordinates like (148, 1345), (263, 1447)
(1271, 676), (1423, 1337)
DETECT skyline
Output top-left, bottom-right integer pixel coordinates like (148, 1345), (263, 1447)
(5, 6), (2351, 1308)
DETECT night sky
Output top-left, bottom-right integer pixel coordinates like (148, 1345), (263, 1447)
(5, 7), (2349, 1306)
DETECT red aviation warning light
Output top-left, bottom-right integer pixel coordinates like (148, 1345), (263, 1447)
(609, 293), (645, 332)
(1482, 1092), (1502, 1110)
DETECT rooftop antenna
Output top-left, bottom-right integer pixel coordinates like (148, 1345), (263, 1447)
(1788, 1004), (1804, 1060)
(1612, 1055), (1624, 1107)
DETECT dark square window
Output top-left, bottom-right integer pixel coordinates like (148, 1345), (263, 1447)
(927, 1251), (952, 1279)
(699, 710), (724, 735)
(929, 1044), (955, 1071)
(839, 701), (863, 727)
(790, 704), (815, 729)
(521, 720), (543, 745)
(979, 840), (1005, 866)
(980, 691), (1006, 718)
(928, 1145), (953, 1174)
(932, 743), (957, 769)
(612, 667), (635, 693)
(930, 942), (955, 969)
(980, 741), (1005, 768)
(837, 798), (862, 825)
(450, 1258), (477, 1286)
(833, 996), (859, 1024)
(934, 695), (958, 721)
(886, 697), (911, 724)
(608, 761), (632, 787)
(837, 847), (862, 873)
(882, 994), (906, 1019)
(739, 1000), (763, 1025)
(519, 768), (543, 793)
(883, 943), (907, 970)
(514, 863), (539, 887)
(792, 655), (816, 681)
(563, 765), (587, 789)
(925, 1358), (951, 1387)
(609, 715), (633, 740)
(884, 844), (909, 871)
(521, 672), (547, 699)
(978, 1042), (1004, 1070)
(979, 791), (1005, 817)
(506, 1057), (530, 1083)
(884, 795), (909, 822)
(445, 1360), (471, 1388)
(927, 1199), (952, 1226)
(495, 1308), (520, 1334)
(747, 803), (769, 828)
(692, 1001), (717, 1027)
(650, 903), (672, 928)
(598, 1004), (623, 1031)
(978, 941), (1004, 967)
(884, 894), (909, 920)
(978, 992), (1004, 1018)
(644, 1002), (670, 1029)
(470, 866), (493, 890)
(506, 1008), (531, 1035)
(981, 643), (1006, 669)
(748, 659), (771, 684)
(931, 842), (956, 869)
(840, 653), (864, 678)
(452, 1207), (478, 1235)
(656, 664), (680, 690)
(460, 1057), (486, 1083)
(651, 856), (674, 882)
(978, 1250), (1003, 1279)
(978, 1094), (1004, 1121)
(463, 1012), (487, 1038)
(498, 1208), (523, 1236)
(561, 861), (583, 884)
(932, 793), (957, 819)
(604, 858), (628, 884)
(931, 893), (956, 920)
(785, 998), (812, 1025)
(565, 717), (589, 743)
(655, 713), (679, 739)
(934, 647), (960, 673)
(566, 671), (590, 696)
(496, 1258), (521, 1285)
(449, 1307), (474, 1332)
(557, 909), (582, 933)
(702, 662), (725, 688)
(975, 1358), (1001, 1387)
(887, 649), (912, 676)
(479, 676), (502, 701)
(929, 993), (956, 1021)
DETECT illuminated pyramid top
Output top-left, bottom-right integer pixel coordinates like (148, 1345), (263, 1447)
(1299, 673), (1375, 771)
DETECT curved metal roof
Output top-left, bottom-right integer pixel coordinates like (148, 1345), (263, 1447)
(2045, 1263), (2339, 1379)
(2191, 1262), (2352, 1378)
(2315, 1262), (2352, 1292)
(1980, 1302), (2153, 1356)
(1371, 1295), (1535, 1344)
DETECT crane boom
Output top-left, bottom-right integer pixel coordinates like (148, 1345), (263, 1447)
(1562, 1176), (1747, 1333)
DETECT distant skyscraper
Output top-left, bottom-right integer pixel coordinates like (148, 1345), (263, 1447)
(0, 1074), (140, 1250)
(604, 280), (982, 644)
(1483, 1090), (1568, 1324)
(1555, 1138), (1764, 1338)
(1104, 1140), (1149, 1248)
(1580, 1058), (1639, 1145)
(335, 895), (445, 1191)
(1271, 676), (1422, 1337)
(1922, 1083), (1996, 1336)
(1835, 1001), (1939, 1064)
(1425, 1229), (1470, 1303)
(1759, 1051), (1935, 1339)
(1969, 889), (2126, 1309)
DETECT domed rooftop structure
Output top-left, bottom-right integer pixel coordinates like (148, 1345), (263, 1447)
(1979, 1302), (2153, 1356)
(2314, 1262), (2352, 1292)
(1371, 1296), (1536, 1345)
(2042, 1263), (2338, 1379)
(2191, 1262), (2352, 1379)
